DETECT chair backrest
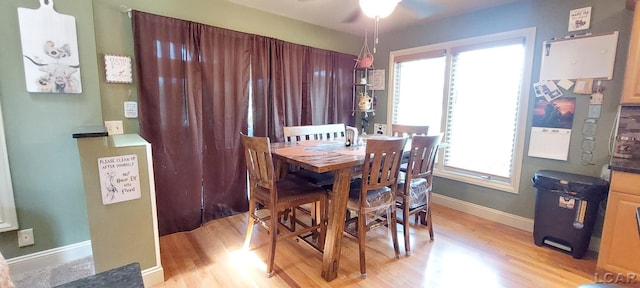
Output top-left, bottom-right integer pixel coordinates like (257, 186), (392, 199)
(240, 134), (275, 193)
(403, 134), (443, 195)
(391, 124), (429, 138)
(360, 138), (407, 201)
(283, 124), (346, 143)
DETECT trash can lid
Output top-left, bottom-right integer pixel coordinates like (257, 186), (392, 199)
(534, 170), (609, 187)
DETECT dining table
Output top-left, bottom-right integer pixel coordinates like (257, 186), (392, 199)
(271, 136), (403, 281)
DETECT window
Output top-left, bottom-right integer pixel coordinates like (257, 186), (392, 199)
(388, 28), (536, 193)
(0, 100), (17, 232)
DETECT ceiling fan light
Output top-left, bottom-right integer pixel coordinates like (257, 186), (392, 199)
(359, 0), (400, 18)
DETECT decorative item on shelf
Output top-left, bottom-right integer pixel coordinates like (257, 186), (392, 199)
(358, 92), (372, 110)
(356, 33), (374, 68)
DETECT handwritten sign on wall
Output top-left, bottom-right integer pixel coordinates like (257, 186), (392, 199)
(97, 154), (141, 205)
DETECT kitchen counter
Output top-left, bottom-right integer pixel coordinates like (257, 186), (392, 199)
(610, 157), (640, 174)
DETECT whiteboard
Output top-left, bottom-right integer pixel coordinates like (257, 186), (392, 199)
(539, 31), (618, 81)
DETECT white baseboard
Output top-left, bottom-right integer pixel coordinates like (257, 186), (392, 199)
(432, 193), (601, 252)
(6, 240), (93, 276)
(6, 240), (166, 287)
(432, 193), (535, 231)
(142, 265), (165, 288)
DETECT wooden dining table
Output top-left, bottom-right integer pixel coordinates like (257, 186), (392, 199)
(271, 137), (401, 281)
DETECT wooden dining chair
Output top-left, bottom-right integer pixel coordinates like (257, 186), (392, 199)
(391, 124), (429, 172)
(396, 134), (442, 255)
(280, 124), (344, 234)
(344, 137), (406, 278)
(282, 124), (345, 186)
(240, 134), (328, 278)
(391, 124), (429, 138)
(283, 123), (346, 143)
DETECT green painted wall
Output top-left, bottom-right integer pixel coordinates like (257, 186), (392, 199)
(371, 0), (633, 220)
(0, 0), (101, 258)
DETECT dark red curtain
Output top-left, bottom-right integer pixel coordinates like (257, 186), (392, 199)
(133, 11), (355, 235)
(199, 26), (251, 222)
(306, 49), (355, 126)
(133, 12), (204, 235)
(252, 40), (355, 140)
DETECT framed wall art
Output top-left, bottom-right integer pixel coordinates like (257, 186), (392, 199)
(104, 54), (133, 83)
(18, 0), (82, 93)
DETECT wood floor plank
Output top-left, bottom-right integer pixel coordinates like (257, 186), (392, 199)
(153, 203), (599, 288)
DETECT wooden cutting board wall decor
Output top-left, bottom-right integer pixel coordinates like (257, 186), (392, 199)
(18, 0), (82, 94)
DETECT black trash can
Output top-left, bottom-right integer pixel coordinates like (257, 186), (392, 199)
(532, 170), (609, 259)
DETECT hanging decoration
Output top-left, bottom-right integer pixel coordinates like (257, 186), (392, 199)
(18, 0), (82, 94)
(355, 32), (374, 69)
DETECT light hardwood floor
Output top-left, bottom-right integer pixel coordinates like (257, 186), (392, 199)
(152, 203), (600, 288)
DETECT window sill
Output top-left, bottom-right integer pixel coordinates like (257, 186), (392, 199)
(434, 169), (519, 194)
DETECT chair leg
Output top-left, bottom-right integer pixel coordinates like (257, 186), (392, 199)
(265, 207), (278, 278)
(427, 207), (434, 240)
(403, 203), (411, 256)
(290, 208), (297, 231)
(357, 211), (367, 279)
(388, 207), (400, 259)
(281, 208), (290, 223)
(311, 201), (319, 241)
(243, 199), (256, 249)
(318, 195), (327, 249)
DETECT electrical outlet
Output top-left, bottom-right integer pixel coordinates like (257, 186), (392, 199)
(104, 120), (124, 135)
(17, 228), (34, 247)
(374, 123), (387, 135)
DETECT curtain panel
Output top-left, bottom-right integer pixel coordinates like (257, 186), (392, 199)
(133, 12), (205, 235)
(133, 10), (355, 235)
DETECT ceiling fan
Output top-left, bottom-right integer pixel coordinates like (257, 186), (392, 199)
(340, 0), (443, 23)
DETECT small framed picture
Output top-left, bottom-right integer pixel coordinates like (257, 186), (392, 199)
(568, 7), (591, 32)
(104, 54), (133, 83)
(368, 69), (385, 90)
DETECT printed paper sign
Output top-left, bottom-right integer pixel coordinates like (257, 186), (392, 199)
(98, 154), (141, 205)
(568, 7), (591, 32)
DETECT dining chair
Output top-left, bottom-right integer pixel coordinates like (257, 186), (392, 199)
(283, 123), (346, 143)
(344, 137), (406, 278)
(396, 134), (442, 255)
(391, 124), (429, 138)
(282, 124), (345, 186)
(391, 124), (429, 171)
(240, 133), (328, 278)
(280, 124), (345, 229)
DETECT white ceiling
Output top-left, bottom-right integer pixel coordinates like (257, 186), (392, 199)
(227, 0), (526, 36)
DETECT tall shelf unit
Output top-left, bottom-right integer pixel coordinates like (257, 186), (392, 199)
(352, 67), (376, 133)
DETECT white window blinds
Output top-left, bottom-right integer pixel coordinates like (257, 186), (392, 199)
(389, 27), (535, 193)
(444, 41), (525, 180)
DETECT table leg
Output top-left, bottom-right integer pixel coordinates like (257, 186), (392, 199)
(274, 159), (288, 180)
(321, 167), (351, 281)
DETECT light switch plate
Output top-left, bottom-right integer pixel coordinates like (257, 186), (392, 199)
(104, 120), (124, 135)
(374, 123), (387, 135)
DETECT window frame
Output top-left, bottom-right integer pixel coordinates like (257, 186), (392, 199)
(387, 27), (536, 193)
(0, 100), (17, 232)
